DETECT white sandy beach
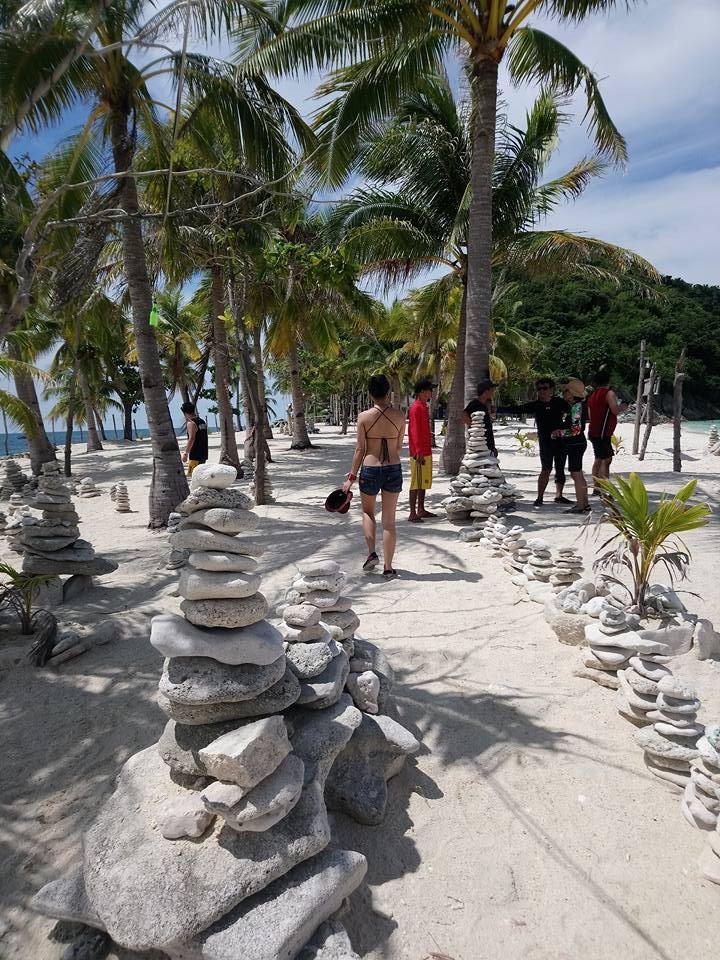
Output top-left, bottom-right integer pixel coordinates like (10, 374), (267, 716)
(1, 419), (719, 960)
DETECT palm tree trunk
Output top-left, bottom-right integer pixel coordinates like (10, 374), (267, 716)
(441, 283), (468, 475)
(464, 58), (498, 402)
(110, 109), (188, 526)
(252, 326), (268, 505)
(7, 341), (56, 474)
(288, 335), (312, 449)
(78, 369), (103, 452)
(191, 347), (211, 409)
(210, 266), (240, 469)
(95, 409), (108, 442)
(121, 394), (133, 441)
(64, 361), (78, 476)
(431, 338), (441, 448)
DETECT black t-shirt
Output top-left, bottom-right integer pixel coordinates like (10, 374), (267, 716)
(464, 399), (496, 453)
(497, 397), (570, 440)
(189, 415), (208, 462)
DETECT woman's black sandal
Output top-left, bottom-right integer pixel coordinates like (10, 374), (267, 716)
(363, 552), (379, 572)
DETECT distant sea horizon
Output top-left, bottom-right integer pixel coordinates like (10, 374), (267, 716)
(1, 425), (219, 459)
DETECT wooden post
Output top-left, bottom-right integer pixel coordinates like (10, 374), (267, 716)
(673, 347), (686, 473)
(632, 339), (646, 455)
(111, 413), (118, 439)
(638, 363), (657, 462)
(133, 418), (139, 440)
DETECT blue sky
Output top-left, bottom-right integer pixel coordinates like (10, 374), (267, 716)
(6, 0), (719, 430)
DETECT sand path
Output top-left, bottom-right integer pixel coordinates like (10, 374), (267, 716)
(1, 421), (719, 959)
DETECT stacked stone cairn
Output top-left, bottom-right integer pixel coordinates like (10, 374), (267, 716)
(78, 477), (100, 498)
(114, 481), (131, 512)
(580, 607), (648, 690)
(635, 673), (703, 789)
(706, 424), (720, 455)
(682, 722), (720, 833)
(522, 538), (554, 585)
(281, 556), (420, 825)
(166, 509), (190, 570)
(32, 465), (373, 958)
(0, 458), (28, 499)
(549, 547), (584, 592)
(696, 726), (720, 882)
(442, 411), (517, 524)
(22, 462), (117, 578)
(5, 510), (33, 555)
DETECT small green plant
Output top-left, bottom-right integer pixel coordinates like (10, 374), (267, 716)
(0, 562), (56, 634)
(594, 473), (711, 613)
(610, 433), (625, 455)
(513, 429), (537, 456)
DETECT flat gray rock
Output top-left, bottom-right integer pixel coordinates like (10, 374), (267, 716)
(657, 674), (697, 701)
(189, 464), (237, 490)
(169, 849), (366, 960)
(178, 568), (262, 600)
(284, 604), (322, 628)
(281, 623), (330, 643)
(177, 507), (259, 534)
(198, 715), (290, 788)
(297, 653), (349, 710)
(293, 573), (347, 595)
(159, 666), (300, 724)
(180, 594), (269, 629)
(584, 624), (667, 653)
(201, 753), (304, 831)
(629, 656), (672, 682)
(150, 614), (284, 666)
(319, 610), (358, 632)
(188, 551), (258, 573)
(158, 719), (260, 776)
(158, 795), (216, 839)
(26, 538), (94, 561)
(638, 621), (694, 656)
(286, 640), (341, 680)
(23, 554), (118, 576)
(177, 487), (254, 515)
(31, 865), (105, 930)
(635, 726), (700, 763)
(543, 599), (591, 647)
(83, 747), (330, 951)
(21, 533), (79, 551)
(286, 694), (362, 787)
(160, 654), (286, 705)
(622, 668), (660, 697)
(326, 713), (420, 825)
(170, 529), (264, 557)
(352, 639), (393, 711)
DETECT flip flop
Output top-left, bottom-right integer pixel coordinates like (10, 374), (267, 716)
(554, 496), (573, 505)
(533, 498), (543, 507)
(564, 505), (591, 514)
(382, 568), (399, 578)
(408, 516), (424, 523)
(362, 552), (379, 572)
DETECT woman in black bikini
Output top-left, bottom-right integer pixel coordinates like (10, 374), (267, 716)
(342, 374), (406, 577)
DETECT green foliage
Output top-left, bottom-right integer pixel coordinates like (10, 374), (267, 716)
(514, 429), (537, 455)
(594, 474), (711, 611)
(0, 561), (55, 636)
(507, 274), (720, 416)
(610, 433), (624, 455)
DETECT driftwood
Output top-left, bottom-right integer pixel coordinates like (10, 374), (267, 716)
(673, 347), (686, 473)
(638, 363), (658, 462)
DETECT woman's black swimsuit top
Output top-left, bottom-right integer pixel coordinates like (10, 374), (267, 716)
(366, 406), (402, 464)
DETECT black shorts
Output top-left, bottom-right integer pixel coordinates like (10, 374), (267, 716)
(591, 437), (614, 460)
(359, 463), (403, 496)
(566, 438), (587, 473)
(538, 436), (567, 485)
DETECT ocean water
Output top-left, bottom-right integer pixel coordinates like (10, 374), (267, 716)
(0, 428), (151, 458)
(681, 420), (719, 435)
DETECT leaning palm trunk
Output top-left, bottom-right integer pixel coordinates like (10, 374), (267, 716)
(64, 359), (78, 475)
(441, 285), (468, 475)
(78, 370), (103, 452)
(430, 342), (442, 448)
(464, 59), (498, 401)
(252, 326), (268, 505)
(7, 341), (56, 474)
(210, 268), (240, 470)
(288, 335), (312, 449)
(110, 111), (188, 526)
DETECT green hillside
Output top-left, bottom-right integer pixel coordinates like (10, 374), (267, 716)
(508, 275), (720, 418)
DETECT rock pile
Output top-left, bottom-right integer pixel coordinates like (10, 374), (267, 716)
(549, 547), (584, 591)
(114, 481), (130, 512)
(707, 424), (720, 455)
(33, 466), (371, 958)
(522, 538), (554, 584)
(4, 512), (33, 554)
(635, 673), (703, 788)
(78, 477), (100, 499)
(580, 608), (649, 690)
(22, 464), (117, 579)
(0, 458), (28, 499)
(442, 411), (517, 523)
(683, 723), (720, 832)
(283, 560), (360, 657)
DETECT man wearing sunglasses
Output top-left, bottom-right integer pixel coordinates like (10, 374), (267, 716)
(497, 378), (572, 507)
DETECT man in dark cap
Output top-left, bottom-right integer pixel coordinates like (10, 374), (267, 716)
(408, 377), (436, 522)
(462, 378), (498, 457)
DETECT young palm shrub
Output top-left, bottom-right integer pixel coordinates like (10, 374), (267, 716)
(594, 473), (711, 614)
(0, 562), (59, 665)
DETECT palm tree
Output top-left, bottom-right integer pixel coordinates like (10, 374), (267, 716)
(329, 77), (658, 472)
(240, 0), (639, 403)
(0, 355), (50, 439)
(139, 287), (204, 405)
